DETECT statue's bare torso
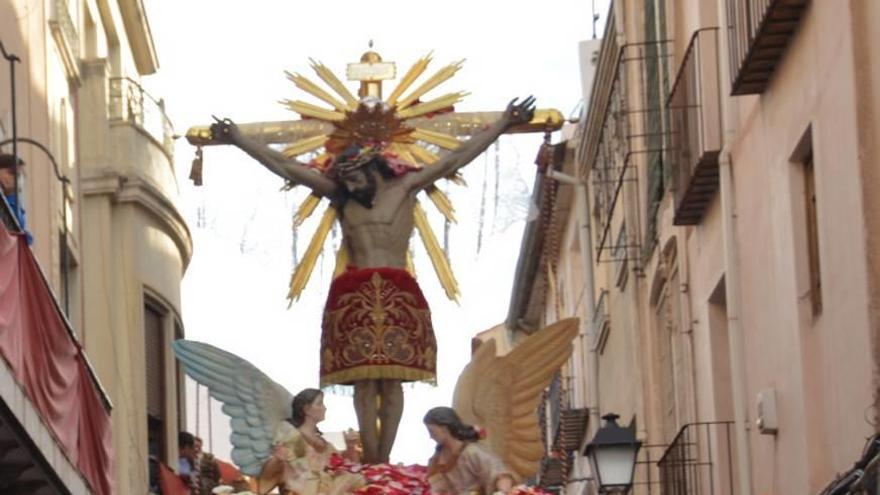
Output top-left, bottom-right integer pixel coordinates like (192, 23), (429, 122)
(338, 176), (414, 269)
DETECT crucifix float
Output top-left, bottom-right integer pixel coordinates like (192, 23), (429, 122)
(184, 48), (563, 464)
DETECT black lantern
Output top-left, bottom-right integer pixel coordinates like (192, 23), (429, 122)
(584, 413), (642, 493)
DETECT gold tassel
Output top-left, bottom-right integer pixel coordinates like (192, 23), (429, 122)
(189, 146), (203, 186)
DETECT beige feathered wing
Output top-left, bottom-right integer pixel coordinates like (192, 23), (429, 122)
(452, 318), (580, 480)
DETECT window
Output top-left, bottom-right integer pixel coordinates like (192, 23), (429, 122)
(144, 300), (166, 462)
(802, 153), (822, 315)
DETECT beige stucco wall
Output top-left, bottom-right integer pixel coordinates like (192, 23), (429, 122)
(544, 1), (880, 494)
(1, 0), (191, 492)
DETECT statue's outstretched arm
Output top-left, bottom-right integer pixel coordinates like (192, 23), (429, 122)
(405, 96), (536, 191)
(212, 118), (339, 197)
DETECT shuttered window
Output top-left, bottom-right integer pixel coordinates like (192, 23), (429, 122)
(144, 301), (166, 460)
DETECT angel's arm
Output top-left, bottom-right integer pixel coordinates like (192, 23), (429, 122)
(212, 118), (339, 197)
(462, 445), (515, 494)
(404, 97), (536, 192)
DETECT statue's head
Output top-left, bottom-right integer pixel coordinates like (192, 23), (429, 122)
(290, 388), (325, 427)
(332, 144), (394, 208)
(423, 406), (480, 444)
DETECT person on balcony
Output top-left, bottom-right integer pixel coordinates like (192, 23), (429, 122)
(0, 153), (32, 245)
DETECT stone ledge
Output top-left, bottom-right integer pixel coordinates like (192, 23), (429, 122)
(82, 170), (193, 269)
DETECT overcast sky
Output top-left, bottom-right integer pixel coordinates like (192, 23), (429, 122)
(144, 0), (605, 465)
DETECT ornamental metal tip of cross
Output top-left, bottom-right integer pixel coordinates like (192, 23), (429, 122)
(185, 50), (564, 147)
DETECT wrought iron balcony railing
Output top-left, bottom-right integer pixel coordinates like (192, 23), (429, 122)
(666, 28), (722, 226)
(726, 0), (809, 95)
(109, 77), (175, 157)
(657, 421), (736, 495)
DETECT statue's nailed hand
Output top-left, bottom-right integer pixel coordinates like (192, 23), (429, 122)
(210, 116), (241, 144)
(503, 96), (536, 127)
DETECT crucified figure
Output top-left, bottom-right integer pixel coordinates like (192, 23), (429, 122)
(212, 96), (535, 463)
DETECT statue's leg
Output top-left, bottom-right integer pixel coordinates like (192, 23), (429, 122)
(353, 379), (380, 463)
(377, 379), (403, 463)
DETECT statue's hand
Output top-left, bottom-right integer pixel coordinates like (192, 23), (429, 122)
(210, 116), (241, 144)
(503, 96), (536, 127)
(343, 428), (360, 447)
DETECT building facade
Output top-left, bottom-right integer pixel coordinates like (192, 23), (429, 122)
(511, 1), (880, 494)
(0, 0), (192, 492)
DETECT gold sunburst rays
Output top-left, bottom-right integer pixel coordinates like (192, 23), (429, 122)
(282, 134), (330, 158)
(309, 58), (359, 109)
(285, 71), (352, 113)
(288, 206), (338, 303)
(396, 59), (465, 111)
(281, 99), (346, 122)
(280, 53), (470, 303)
(387, 52), (433, 107)
(396, 91), (470, 119)
(414, 202), (460, 301)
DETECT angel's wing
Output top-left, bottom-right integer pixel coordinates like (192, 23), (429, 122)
(171, 340), (293, 476)
(452, 318), (579, 480)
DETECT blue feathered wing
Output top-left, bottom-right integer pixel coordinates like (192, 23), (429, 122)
(171, 340), (293, 476)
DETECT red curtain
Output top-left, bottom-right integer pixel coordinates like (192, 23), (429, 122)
(159, 461), (192, 495)
(0, 226), (114, 494)
(217, 459), (242, 484)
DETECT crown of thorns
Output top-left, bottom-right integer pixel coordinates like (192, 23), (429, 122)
(332, 145), (384, 175)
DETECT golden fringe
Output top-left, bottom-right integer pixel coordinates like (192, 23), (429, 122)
(320, 365), (436, 387)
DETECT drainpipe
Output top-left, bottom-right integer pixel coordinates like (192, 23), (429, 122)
(714, 2), (753, 494)
(545, 168), (600, 433)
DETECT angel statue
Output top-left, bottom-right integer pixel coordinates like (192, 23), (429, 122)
(172, 317), (579, 495)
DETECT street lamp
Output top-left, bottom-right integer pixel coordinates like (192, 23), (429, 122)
(584, 413), (642, 494)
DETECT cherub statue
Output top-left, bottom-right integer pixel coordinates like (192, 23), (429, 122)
(172, 317), (578, 495)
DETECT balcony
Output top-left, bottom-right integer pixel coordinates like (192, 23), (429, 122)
(48, 0), (80, 81)
(657, 422), (735, 495)
(0, 198), (113, 494)
(536, 373), (589, 493)
(109, 77), (175, 157)
(579, 22), (673, 266)
(667, 29), (723, 226)
(726, 0), (809, 95)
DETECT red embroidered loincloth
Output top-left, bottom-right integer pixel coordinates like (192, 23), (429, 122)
(320, 267), (437, 387)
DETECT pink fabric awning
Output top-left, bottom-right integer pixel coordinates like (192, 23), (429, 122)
(0, 225), (114, 495)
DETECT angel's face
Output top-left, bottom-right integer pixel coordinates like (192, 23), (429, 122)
(425, 423), (452, 444)
(305, 393), (327, 423)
